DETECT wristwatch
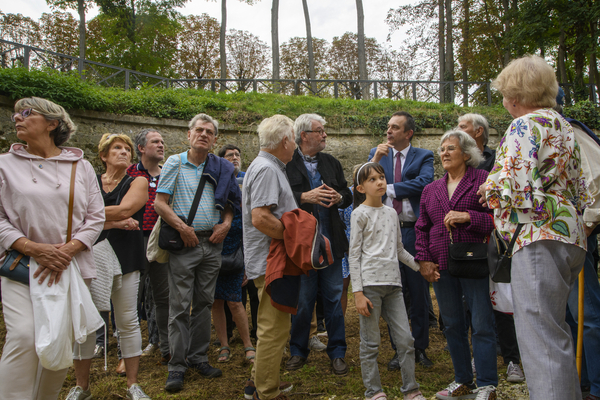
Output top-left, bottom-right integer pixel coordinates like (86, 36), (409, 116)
(586, 222), (596, 228)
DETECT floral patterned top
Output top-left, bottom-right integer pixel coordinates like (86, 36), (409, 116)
(485, 108), (590, 254)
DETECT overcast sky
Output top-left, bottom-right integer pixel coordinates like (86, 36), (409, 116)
(8, 0), (412, 48)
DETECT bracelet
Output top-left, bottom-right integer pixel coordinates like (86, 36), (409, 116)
(23, 240), (30, 256)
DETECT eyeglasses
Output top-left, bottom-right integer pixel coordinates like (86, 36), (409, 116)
(306, 130), (326, 136)
(11, 108), (34, 122)
(438, 145), (458, 153)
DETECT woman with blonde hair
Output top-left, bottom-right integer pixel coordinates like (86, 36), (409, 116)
(67, 133), (151, 400)
(0, 97), (105, 399)
(484, 55), (589, 400)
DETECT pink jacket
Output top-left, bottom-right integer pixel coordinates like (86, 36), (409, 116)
(0, 144), (105, 279)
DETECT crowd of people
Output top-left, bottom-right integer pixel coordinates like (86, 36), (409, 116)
(0, 54), (598, 400)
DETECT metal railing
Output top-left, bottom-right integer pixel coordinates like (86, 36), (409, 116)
(1, 39), (598, 106)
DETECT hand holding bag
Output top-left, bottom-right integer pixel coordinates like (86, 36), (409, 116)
(447, 230), (489, 279)
(488, 224), (523, 283)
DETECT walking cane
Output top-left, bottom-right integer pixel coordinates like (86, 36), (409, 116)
(576, 267), (584, 380)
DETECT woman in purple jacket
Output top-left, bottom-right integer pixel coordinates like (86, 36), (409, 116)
(415, 130), (497, 400)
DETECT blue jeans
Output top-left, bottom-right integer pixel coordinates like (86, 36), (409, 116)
(433, 269), (497, 387)
(567, 235), (600, 397)
(289, 257), (346, 360)
(359, 285), (419, 398)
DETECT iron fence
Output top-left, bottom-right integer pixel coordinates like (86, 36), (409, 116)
(1, 39), (597, 107)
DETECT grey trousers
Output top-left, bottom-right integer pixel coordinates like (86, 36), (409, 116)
(167, 238), (222, 372)
(359, 285), (419, 398)
(511, 240), (585, 400)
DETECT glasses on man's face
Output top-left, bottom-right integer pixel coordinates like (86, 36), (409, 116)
(11, 108), (33, 122)
(305, 129), (326, 136)
(438, 145), (458, 154)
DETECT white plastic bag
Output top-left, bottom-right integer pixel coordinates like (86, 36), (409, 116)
(29, 257), (104, 371)
(146, 217), (169, 263)
(489, 277), (514, 314)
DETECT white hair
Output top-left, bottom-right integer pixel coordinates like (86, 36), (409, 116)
(258, 115), (295, 150)
(293, 113), (326, 145)
(458, 113), (490, 146)
(439, 130), (483, 168)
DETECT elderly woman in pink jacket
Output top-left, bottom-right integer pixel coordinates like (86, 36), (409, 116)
(0, 97), (105, 400)
(415, 130), (497, 400)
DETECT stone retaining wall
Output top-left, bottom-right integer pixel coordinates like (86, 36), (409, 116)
(6, 95), (593, 184)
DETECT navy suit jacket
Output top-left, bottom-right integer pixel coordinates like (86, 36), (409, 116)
(368, 145), (434, 219)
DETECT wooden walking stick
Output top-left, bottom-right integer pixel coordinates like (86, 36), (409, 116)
(577, 267), (584, 380)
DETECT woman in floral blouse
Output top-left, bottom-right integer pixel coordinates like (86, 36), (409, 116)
(485, 55), (590, 400)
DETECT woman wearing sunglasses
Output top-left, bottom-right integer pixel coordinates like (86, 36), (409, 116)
(0, 97), (105, 399)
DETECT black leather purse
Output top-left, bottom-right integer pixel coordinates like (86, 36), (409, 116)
(488, 224), (523, 283)
(447, 231), (489, 279)
(219, 242), (244, 276)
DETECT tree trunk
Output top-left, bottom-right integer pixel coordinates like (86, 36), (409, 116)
(444, 0), (454, 103)
(271, 0), (280, 93)
(558, 26), (570, 104)
(590, 20), (599, 103)
(501, 0), (510, 66)
(356, 0), (369, 100)
(461, 0), (469, 106)
(438, 0), (445, 102)
(77, 0), (86, 78)
(302, 0), (316, 94)
(220, 0), (227, 92)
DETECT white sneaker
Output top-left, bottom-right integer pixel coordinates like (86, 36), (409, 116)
(506, 361), (525, 383)
(66, 386), (92, 400)
(127, 383), (151, 400)
(93, 344), (104, 359)
(474, 385), (496, 400)
(142, 343), (156, 356)
(308, 335), (326, 352)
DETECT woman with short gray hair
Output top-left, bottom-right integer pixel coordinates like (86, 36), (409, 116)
(415, 130), (498, 399)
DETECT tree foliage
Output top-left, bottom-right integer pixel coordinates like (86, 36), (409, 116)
(176, 14), (220, 83)
(280, 36), (328, 80)
(226, 29), (269, 90)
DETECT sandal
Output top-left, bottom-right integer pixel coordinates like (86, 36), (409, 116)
(244, 347), (256, 363)
(217, 346), (231, 363)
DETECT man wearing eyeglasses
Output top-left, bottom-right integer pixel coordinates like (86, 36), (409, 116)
(284, 114), (353, 376)
(368, 111), (435, 369)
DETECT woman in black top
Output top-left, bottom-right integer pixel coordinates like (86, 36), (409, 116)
(68, 133), (149, 400)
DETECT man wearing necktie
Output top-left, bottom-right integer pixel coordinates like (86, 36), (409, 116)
(368, 111), (435, 369)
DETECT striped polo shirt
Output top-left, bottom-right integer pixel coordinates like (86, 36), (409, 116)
(156, 151), (220, 231)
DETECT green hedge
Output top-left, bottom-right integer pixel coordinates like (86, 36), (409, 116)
(1, 68), (598, 135)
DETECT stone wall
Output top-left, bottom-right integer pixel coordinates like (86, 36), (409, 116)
(0, 94), (531, 184)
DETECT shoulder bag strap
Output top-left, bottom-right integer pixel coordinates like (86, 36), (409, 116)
(186, 175), (207, 227)
(506, 223), (524, 255)
(168, 155), (182, 209)
(67, 161), (78, 242)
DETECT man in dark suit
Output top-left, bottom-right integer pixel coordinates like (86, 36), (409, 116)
(368, 111), (435, 369)
(285, 113), (353, 376)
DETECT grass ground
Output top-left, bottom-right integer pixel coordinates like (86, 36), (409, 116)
(0, 287), (529, 399)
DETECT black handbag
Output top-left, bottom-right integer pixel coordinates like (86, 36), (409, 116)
(159, 175), (207, 251)
(219, 242), (244, 276)
(488, 224), (523, 283)
(447, 231), (489, 279)
(0, 250), (30, 285)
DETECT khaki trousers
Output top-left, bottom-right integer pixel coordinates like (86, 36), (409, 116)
(250, 275), (291, 400)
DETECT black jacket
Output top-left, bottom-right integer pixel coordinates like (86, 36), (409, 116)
(286, 149), (352, 258)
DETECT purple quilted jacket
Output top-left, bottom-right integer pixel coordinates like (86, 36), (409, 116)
(415, 166), (494, 271)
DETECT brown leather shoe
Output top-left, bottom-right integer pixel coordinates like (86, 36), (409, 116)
(331, 358), (348, 376)
(116, 358), (126, 376)
(285, 355), (306, 371)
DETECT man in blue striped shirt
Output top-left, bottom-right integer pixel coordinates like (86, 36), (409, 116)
(155, 113), (241, 393)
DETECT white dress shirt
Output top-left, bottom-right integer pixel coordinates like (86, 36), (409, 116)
(384, 145), (417, 222)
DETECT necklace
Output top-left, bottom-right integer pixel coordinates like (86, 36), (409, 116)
(102, 172), (126, 193)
